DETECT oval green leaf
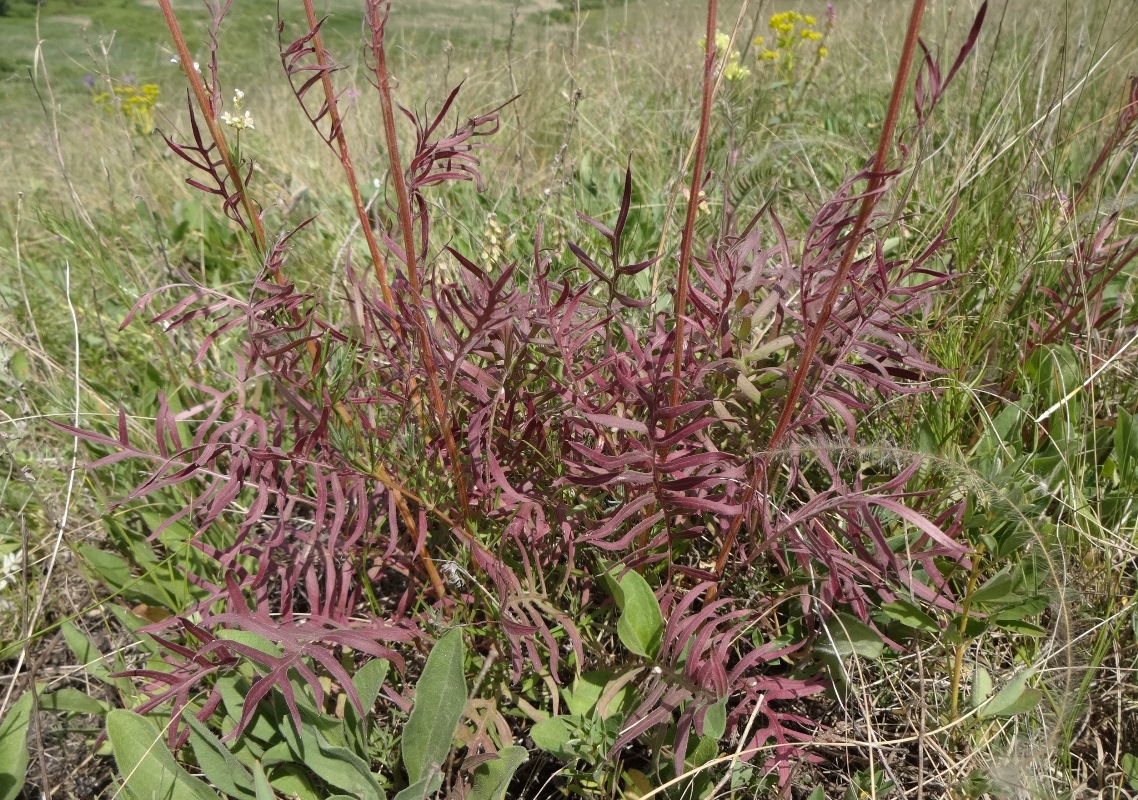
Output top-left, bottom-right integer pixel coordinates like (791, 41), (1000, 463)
(403, 628), (467, 784)
(106, 709), (218, 800)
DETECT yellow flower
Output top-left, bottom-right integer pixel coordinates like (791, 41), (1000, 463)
(699, 30), (734, 57)
(682, 186), (710, 215)
(723, 60), (751, 81)
(93, 82), (160, 135)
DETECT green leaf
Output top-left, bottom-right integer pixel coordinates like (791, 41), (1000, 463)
(611, 568), (664, 659)
(993, 619), (1046, 637)
(945, 614), (988, 644)
(6, 350), (29, 382)
(77, 544), (167, 608)
(969, 666), (992, 710)
(529, 715), (578, 761)
(1121, 752), (1138, 790)
(298, 725), (385, 798)
(185, 715), (257, 799)
(352, 658), (390, 716)
(685, 735), (717, 769)
(594, 667), (642, 720)
(392, 771), (443, 800)
(979, 670), (1042, 719)
(251, 760), (276, 800)
(807, 787), (825, 800)
(106, 709), (219, 800)
(562, 671), (608, 717)
(469, 745), (528, 800)
(702, 697), (727, 741)
(38, 687), (111, 716)
(970, 568), (1016, 607)
(879, 599), (939, 633)
(216, 629), (284, 660)
(1113, 410), (1138, 484)
(263, 762), (318, 800)
(60, 621), (114, 685)
(345, 657), (389, 752)
(402, 628), (467, 784)
(817, 613), (884, 660)
(0, 692), (34, 800)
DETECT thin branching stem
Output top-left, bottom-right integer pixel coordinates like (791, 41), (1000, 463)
(367, 0), (472, 521)
(709, 0), (928, 601)
(668, 0), (719, 417)
(157, 0), (265, 256)
(301, 0), (395, 307)
(767, 0), (927, 451)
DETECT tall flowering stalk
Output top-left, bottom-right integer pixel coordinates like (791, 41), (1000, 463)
(668, 0), (720, 417)
(366, 0), (472, 517)
(285, 0), (396, 306)
(157, 0), (265, 255)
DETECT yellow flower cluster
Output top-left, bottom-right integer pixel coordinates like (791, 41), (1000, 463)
(754, 10), (830, 84)
(479, 212), (516, 266)
(698, 30), (751, 82)
(93, 83), (160, 135)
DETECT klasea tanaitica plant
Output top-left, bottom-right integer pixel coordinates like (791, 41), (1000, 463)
(56, 0), (994, 791)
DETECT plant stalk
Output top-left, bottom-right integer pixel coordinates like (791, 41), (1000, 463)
(668, 0), (719, 416)
(709, 0), (928, 600)
(157, 0), (266, 256)
(301, 0), (395, 307)
(367, 0), (472, 520)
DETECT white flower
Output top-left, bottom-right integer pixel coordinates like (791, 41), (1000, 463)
(221, 110), (255, 130)
(0, 550), (22, 593)
(233, 88), (245, 109)
(170, 57), (201, 73)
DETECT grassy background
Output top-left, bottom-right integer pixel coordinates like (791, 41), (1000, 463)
(2, 0), (1138, 796)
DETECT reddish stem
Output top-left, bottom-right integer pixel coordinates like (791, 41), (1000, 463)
(709, 0), (928, 601)
(767, 0), (927, 452)
(668, 0), (719, 417)
(301, 0), (395, 308)
(367, 1), (471, 519)
(157, 0), (266, 256)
